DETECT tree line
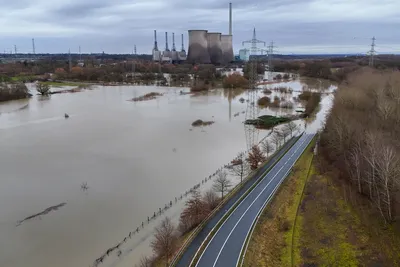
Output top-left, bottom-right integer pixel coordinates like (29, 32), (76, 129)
(139, 122), (299, 266)
(320, 67), (400, 223)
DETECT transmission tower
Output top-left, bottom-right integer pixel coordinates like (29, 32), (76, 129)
(368, 36), (376, 67)
(242, 28), (266, 150)
(266, 41), (277, 80)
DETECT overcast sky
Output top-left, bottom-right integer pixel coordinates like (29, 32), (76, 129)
(0, 0), (399, 54)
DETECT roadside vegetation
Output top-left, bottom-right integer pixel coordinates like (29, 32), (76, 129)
(139, 126), (296, 266)
(243, 67), (400, 267)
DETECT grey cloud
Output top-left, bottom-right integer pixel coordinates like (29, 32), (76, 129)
(0, 0), (399, 54)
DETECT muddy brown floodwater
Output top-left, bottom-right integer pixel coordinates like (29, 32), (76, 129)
(0, 77), (336, 267)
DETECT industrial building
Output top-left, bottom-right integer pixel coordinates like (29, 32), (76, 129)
(239, 48), (249, 61)
(151, 2), (233, 65)
(186, 2), (234, 65)
(152, 30), (186, 63)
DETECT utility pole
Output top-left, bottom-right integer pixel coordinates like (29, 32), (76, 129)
(68, 49), (72, 72)
(79, 45), (81, 61)
(14, 45), (17, 54)
(368, 36), (376, 67)
(32, 38), (36, 55)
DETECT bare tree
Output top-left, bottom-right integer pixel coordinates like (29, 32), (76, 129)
(261, 140), (274, 157)
(203, 189), (220, 210)
(281, 128), (290, 143)
(230, 152), (250, 183)
(212, 170), (232, 198)
(271, 131), (282, 150)
(376, 145), (399, 222)
(150, 217), (177, 265)
(36, 82), (51, 95)
(284, 121), (299, 137)
(137, 255), (154, 267)
(179, 189), (208, 233)
(247, 145), (267, 170)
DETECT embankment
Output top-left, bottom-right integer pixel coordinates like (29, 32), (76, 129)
(243, 139), (400, 266)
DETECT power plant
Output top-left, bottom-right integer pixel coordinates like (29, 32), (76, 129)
(187, 2), (233, 65)
(152, 2), (233, 65)
(152, 31), (186, 63)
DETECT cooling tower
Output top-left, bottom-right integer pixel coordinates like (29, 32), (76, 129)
(171, 33), (179, 61)
(207, 32), (223, 65)
(187, 30), (211, 64)
(221, 34), (234, 64)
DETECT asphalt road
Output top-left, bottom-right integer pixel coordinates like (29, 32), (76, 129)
(195, 133), (314, 267)
(174, 136), (300, 267)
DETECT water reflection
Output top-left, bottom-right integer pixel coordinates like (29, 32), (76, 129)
(0, 78), (336, 267)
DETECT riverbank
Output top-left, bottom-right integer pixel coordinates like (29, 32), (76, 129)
(243, 140), (400, 266)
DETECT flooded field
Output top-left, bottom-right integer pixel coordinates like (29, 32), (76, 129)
(0, 77), (335, 267)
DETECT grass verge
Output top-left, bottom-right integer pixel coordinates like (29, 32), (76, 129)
(187, 134), (303, 267)
(243, 140), (400, 267)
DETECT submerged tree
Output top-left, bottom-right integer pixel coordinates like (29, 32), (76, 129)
(36, 82), (51, 95)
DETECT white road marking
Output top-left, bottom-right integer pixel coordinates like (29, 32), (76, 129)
(210, 135), (311, 267)
(193, 135), (308, 267)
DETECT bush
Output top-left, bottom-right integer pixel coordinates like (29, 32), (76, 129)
(257, 96), (271, 106)
(222, 72), (248, 89)
(0, 82), (31, 102)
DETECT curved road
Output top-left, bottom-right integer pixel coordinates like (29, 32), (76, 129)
(174, 136), (300, 267)
(195, 133), (314, 267)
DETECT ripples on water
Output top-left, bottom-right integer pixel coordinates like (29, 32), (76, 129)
(0, 78), (336, 267)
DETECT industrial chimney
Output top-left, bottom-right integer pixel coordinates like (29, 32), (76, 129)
(171, 33), (178, 62)
(221, 3), (234, 64)
(187, 30), (211, 64)
(162, 32), (171, 61)
(152, 30), (161, 61)
(179, 33), (187, 61)
(207, 32), (223, 65)
(229, 2), (232, 35)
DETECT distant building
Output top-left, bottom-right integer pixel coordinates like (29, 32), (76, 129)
(239, 49), (249, 61)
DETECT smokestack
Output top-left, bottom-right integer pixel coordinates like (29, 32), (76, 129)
(229, 2), (232, 35)
(187, 30), (211, 64)
(207, 32), (223, 65)
(171, 33), (178, 61)
(181, 34), (185, 52)
(165, 32), (170, 51)
(153, 30), (158, 51)
(172, 33), (176, 51)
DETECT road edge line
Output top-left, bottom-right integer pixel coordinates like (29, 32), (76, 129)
(237, 134), (315, 267)
(188, 133), (305, 267)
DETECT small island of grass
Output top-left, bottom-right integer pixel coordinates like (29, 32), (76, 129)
(131, 92), (163, 102)
(191, 119), (215, 127)
(244, 115), (291, 129)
